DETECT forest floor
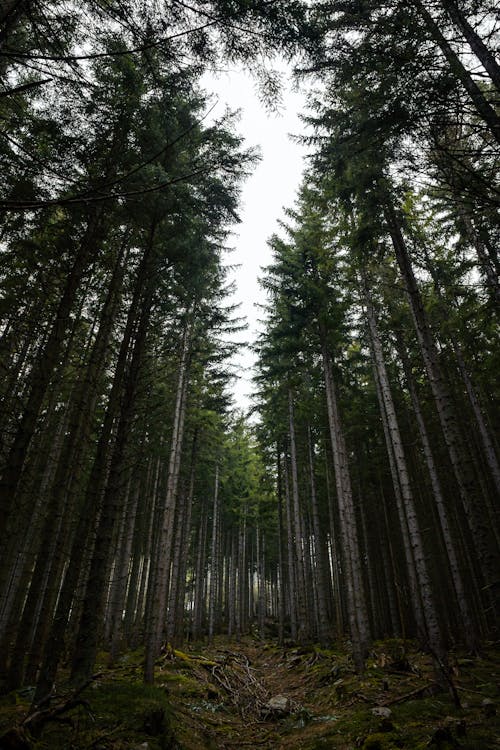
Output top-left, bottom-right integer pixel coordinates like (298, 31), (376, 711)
(0, 636), (499, 750)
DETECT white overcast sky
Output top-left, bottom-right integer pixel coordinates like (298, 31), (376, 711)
(201, 65), (309, 412)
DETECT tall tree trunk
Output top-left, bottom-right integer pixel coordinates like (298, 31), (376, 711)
(282, 454), (298, 641)
(236, 505), (247, 639)
(108, 474), (141, 660)
(32, 236), (153, 703)
(192, 507), (208, 641)
(144, 317), (191, 683)
(440, 0), (500, 92)
(376, 359), (427, 640)
(276, 446), (286, 645)
(166, 430), (197, 646)
(173, 483), (195, 646)
(364, 286), (445, 661)
(23, 238), (130, 687)
(124, 452), (163, 644)
(462, 217), (500, 304)
(307, 425), (330, 645)
(419, 241), (500, 497)
(414, 0), (500, 143)
(396, 332), (478, 651)
(228, 531), (237, 638)
(0, 209), (106, 534)
(69, 259), (156, 687)
(384, 201), (499, 615)
(325, 453), (343, 636)
(320, 338), (370, 668)
(288, 390), (309, 642)
(208, 462), (219, 643)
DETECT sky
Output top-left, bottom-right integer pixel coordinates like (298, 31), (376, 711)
(201, 65), (309, 412)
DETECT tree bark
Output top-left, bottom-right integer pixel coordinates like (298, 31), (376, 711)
(396, 332), (478, 650)
(307, 425), (330, 645)
(165, 429), (197, 646)
(288, 390), (310, 642)
(207, 464), (220, 644)
(144, 317), (191, 682)
(320, 337), (370, 668)
(0, 209), (106, 535)
(282, 452), (298, 641)
(440, 0), (500, 92)
(414, 0), (500, 143)
(69, 240), (157, 686)
(364, 285), (444, 661)
(384, 201), (499, 614)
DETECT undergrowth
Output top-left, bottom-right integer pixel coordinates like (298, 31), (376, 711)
(0, 638), (498, 749)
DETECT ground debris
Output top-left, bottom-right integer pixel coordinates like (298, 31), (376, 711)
(1, 638), (499, 749)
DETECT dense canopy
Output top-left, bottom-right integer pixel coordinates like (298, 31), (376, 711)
(0, 1), (498, 747)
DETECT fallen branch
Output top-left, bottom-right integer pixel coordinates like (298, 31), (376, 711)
(0, 674), (100, 749)
(354, 692), (373, 703)
(381, 683), (438, 706)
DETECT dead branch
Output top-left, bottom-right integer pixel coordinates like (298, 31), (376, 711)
(381, 683), (439, 706)
(0, 674), (100, 749)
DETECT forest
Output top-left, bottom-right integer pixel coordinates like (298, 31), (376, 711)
(0, 1), (499, 749)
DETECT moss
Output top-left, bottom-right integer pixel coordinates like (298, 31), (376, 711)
(171, 650), (217, 668)
(362, 733), (399, 750)
(157, 672), (204, 697)
(1, 640), (498, 750)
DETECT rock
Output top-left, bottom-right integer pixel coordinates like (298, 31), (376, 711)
(482, 698), (496, 717)
(265, 695), (290, 714)
(371, 707), (392, 719)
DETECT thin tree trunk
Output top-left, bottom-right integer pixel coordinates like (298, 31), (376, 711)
(207, 463), (220, 644)
(419, 241), (500, 497)
(320, 339), (370, 668)
(288, 391), (309, 642)
(396, 333), (478, 651)
(144, 317), (191, 682)
(415, 0), (500, 143)
(32, 237), (153, 703)
(384, 202), (499, 612)
(324, 453), (343, 636)
(276, 447), (286, 644)
(463, 219), (500, 304)
(307, 425), (330, 645)
(192, 507), (208, 641)
(69, 270), (155, 687)
(0, 209), (106, 534)
(228, 531), (237, 638)
(282, 452), (298, 641)
(440, 0), (500, 92)
(364, 286), (444, 662)
(166, 430), (197, 646)
(108, 474), (141, 660)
